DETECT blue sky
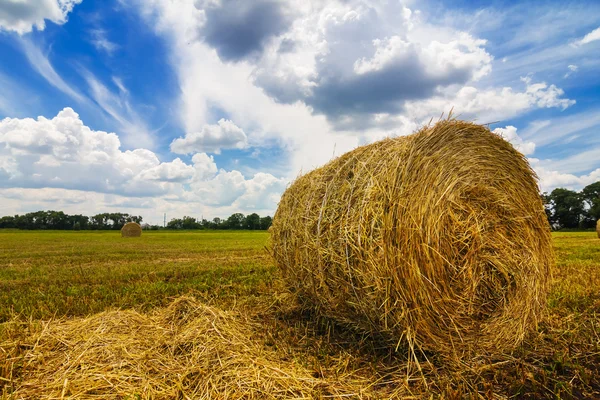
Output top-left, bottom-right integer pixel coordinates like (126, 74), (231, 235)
(0, 0), (599, 224)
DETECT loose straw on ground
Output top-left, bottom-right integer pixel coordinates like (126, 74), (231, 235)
(1, 297), (380, 399)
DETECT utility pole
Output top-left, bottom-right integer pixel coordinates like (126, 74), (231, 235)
(163, 213), (166, 228)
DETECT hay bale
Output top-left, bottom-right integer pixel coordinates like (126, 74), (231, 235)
(597, 220), (600, 239)
(121, 222), (142, 238)
(271, 120), (553, 358)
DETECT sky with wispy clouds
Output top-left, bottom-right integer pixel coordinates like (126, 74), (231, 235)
(0, 0), (599, 224)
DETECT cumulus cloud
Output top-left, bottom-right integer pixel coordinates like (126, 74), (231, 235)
(493, 126), (535, 155)
(189, 169), (287, 209)
(253, 3), (494, 125)
(531, 161), (600, 192)
(0, 108), (173, 196)
(191, 153), (218, 181)
(130, 0), (580, 182)
(138, 158), (195, 182)
(202, 0), (292, 62)
(170, 119), (248, 154)
(0, 0), (81, 34)
(0, 108), (286, 220)
(403, 77), (575, 124)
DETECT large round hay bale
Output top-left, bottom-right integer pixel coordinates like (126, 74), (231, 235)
(121, 222), (142, 238)
(597, 220), (600, 239)
(271, 120), (553, 358)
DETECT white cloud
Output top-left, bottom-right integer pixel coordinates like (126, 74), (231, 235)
(520, 110), (600, 147)
(81, 69), (154, 149)
(521, 76), (575, 110)
(138, 158), (195, 182)
(493, 126), (536, 155)
(0, 107), (170, 195)
(126, 0), (578, 181)
(191, 153), (218, 181)
(353, 33), (492, 81)
(531, 161), (600, 192)
(235, 172), (288, 210)
(0, 0), (81, 34)
(564, 64), (578, 78)
(0, 108), (287, 222)
(403, 77), (574, 124)
(89, 29), (119, 55)
(170, 119), (248, 154)
(188, 169), (287, 210)
(572, 26), (600, 47)
(20, 39), (87, 104)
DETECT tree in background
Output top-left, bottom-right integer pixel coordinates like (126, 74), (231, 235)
(582, 182), (600, 225)
(226, 213), (245, 230)
(544, 188), (585, 229)
(245, 213), (261, 230)
(164, 213), (272, 230)
(259, 216), (273, 230)
(90, 213), (143, 230)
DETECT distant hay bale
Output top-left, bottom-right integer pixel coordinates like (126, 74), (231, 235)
(121, 222), (142, 238)
(271, 120), (553, 358)
(597, 220), (600, 239)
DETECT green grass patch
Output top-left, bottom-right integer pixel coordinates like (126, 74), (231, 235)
(0, 230), (275, 321)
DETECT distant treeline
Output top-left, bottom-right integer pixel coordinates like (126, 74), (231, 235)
(165, 214), (272, 230)
(0, 211), (142, 230)
(0, 210), (273, 231)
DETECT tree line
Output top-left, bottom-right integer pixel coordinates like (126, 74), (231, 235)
(542, 182), (600, 230)
(165, 213), (272, 230)
(0, 210), (273, 231)
(0, 211), (142, 230)
(1, 180), (598, 232)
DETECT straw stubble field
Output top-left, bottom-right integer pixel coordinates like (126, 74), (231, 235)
(1, 230), (599, 398)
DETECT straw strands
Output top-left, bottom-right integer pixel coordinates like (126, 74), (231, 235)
(121, 222), (142, 238)
(0, 297), (381, 399)
(271, 120), (553, 359)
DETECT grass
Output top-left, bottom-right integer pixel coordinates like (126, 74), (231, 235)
(0, 230), (275, 322)
(1, 230), (599, 398)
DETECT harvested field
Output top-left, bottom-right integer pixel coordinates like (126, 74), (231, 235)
(1, 230), (599, 398)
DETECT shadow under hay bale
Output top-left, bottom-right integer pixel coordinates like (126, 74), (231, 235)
(270, 119), (554, 360)
(121, 222), (142, 238)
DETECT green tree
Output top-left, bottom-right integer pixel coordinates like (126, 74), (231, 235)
(259, 216), (273, 230)
(166, 218), (183, 229)
(546, 188), (585, 229)
(0, 216), (16, 228)
(245, 213), (260, 230)
(226, 213), (245, 230)
(181, 216), (201, 229)
(582, 181), (600, 222)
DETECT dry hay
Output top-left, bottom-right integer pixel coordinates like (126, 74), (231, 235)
(121, 222), (142, 238)
(271, 119), (553, 359)
(597, 220), (600, 239)
(0, 297), (383, 399)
